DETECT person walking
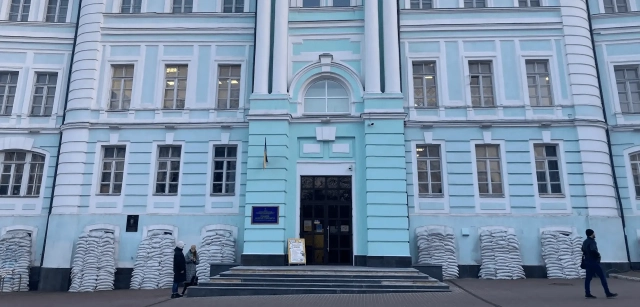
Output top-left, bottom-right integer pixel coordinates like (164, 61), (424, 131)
(171, 241), (187, 299)
(181, 245), (200, 296)
(582, 229), (618, 299)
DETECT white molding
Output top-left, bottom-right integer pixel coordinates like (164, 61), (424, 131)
(295, 161), (357, 258)
(112, 0), (150, 13)
(518, 53), (562, 116)
(539, 226), (577, 235)
(622, 145), (640, 215)
(405, 54), (447, 113)
(82, 224), (122, 266)
(205, 140), (243, 214)
(19, 66), (65, 127)
(461, 54), (502, 108)
(411, 140), (450, 214)
(458, 0), (494, 8)
(528, 139), (572, 214)
(98, 56), (142, 110)
(210, 57), (247, 111)
(88, 141), (131, 214)
(142, 224), (178, 242)
(605, 56), (640, 125)
(154, 56), (195, 110)
(1, 225), (38, 266)
(201, 224), (238, 239)
(146, 140), (186, 214)
(166, 0), (199, 12)
(0, 140), (49, 216)
(470, 139), (511, 214)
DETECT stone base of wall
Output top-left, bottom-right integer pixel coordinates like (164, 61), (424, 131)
(240, 254), (287, 266)
(353, 256), (412, 268)
(38, 268), (71, 292)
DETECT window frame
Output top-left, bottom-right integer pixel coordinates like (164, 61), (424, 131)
(172, 0), (193, 13)
(613, 65), (640, 114)
(410, 0), (434, 9)
(415, 144), (444, 197)
(215, 64), (242, 110)
(518, 0), (541, 7)
(603, 0), (629, 13)
(211, 145), (238, 196)
(97, 146), (127, 196)
(29, 72), (58, 117)
(631, 152), (640, 200)
(153, 145), (182, 196)
(468, 60), (496, 108)
(463, 0), (487, 8)
(222, 0), (245, 13)
(120, 0), (143, 13)
(0, 151), (46, 198)
(303, 78), (351, 115)
(162, 64), (189, 110)
(0, 71), (19, 116)
(45, 0), (69, 23)
(8, 0), (31, 22)
(474, 144), (504, 198)
(412, 61), (438, 108)
(108, 64), (135, 111)
(525, 59), (554, 107)
(533, 144), (564, 196)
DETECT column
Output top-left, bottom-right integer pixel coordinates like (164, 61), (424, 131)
(382, 0), (400, 93)
(271, 0), (289, 95)
(253, 0), (272, 94)
(364, 0), (380, 93)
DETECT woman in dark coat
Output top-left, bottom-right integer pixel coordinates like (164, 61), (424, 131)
(181, 245), (199, 296)
(171, 241), (186, 298)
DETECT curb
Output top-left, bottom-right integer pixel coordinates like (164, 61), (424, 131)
(610, 274), (640, 282)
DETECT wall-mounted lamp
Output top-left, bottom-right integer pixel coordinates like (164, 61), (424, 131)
(221, 125), (232, 129)
(539, 122), (552, 127)
(321, 117), (331, 123)
(165, 125), (176, 129)
(480, 124), (492, 129)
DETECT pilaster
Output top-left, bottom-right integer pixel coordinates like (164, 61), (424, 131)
(364, 0), (381, 94)
(252, 0), (273, 95)
(272, 0), (289, 95)
(382, 0), (401, 94)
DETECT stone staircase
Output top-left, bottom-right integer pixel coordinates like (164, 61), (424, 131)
(186, 266), (450, 297)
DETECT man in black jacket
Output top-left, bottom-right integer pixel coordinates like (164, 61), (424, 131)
(582, 229), (617, 299)
(171, 241), (187, 299)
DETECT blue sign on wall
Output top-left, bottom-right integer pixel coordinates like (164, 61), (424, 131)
(251, 206), (279, 224)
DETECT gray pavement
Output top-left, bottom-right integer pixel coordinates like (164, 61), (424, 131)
(1, 278), (637, 307)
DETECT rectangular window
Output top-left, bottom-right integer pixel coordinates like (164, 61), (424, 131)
(223, 0), (244, 12)
(31, 72), (58, 116)
(302, 0), (321, 7)
(0, 151), (45, 197)
(475, 144), (503, 197)
(172, 0), (193, 13)
(464, 0), (486, 8)
(410, 0), (433, 9)
(518, 0), (540, 6)
(526, 60), (553, 106)
(413, 62), (438, 108)
(614, 65), (640, 113)
(333, 0), (351, 6)
(416, 145), (443, 197)
(99, 146), (126, 195)
(211, 145), (237, 195)
(154, 145), (181, 195)
(109, 65), (134, 111)
(163, 65), (188, 109)
(45, 0), (68, 22)
(604, 0), (629, 13)
(121, 0), (142, 13)
(0, 71), (19, 116)
(216, 65), (241, 109)
(469, 61), (495, 107)
(631, 153), (640, 199)
(534, 144), (563, 195)
(9, 0), (30, 22)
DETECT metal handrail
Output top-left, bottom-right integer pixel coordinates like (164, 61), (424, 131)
(0, 271), (24, 293)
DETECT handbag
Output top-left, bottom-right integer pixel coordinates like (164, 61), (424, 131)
(580, 255), (586, 269)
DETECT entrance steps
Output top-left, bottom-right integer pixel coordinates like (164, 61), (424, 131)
(186, 266), (450, 297)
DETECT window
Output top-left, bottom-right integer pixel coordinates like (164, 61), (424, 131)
(410, 0), (433, 9)
(154, 146), (181, 195)
(30, 73), (58, 116)
(121, 0), (142, 13)
(163, 65), (188, 109)
(45, 0), (68, 22)
(526, 60), (553, 106)
(332, 0), (351, 6)
(304, 79), (349, 113)
(518, 0), (540, 6)
(223, 0), (244, 12)
(109, 65), (134, 111)
(631, 152), (640, 199)
(99, 146), (126, 195)
(604, 0), (629, 13)
(475, 144), (503, 196)
(216, 65), (241, 109)
(534, 144), (562, 195)
(0, 151), (45, 197)
(464, 0), (486, 8)
(9, 0), (30, 22)
(416, 145), (443, 196)
(302, 0), (321, 7)
(614, 66), (640, 113)
(413, 62), (438, 108)
(0, 72), (19, 116)
(469, 61), (495, 107)
(172, 0), (193, 13)
(212, 145), (237, 195)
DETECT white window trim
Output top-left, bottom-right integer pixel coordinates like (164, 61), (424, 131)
(296, 74), (355, 116)
(155, 58), (194, 110)
(205, 140), (242, 214)
(292, 0), (360, 7)
(528, 140), (572, 214)
(463, 55), (502, 108)
(201, 224), (238, 239)
(82, 224), (122, 266)
(599, 0), (631, 13)
(4, 0), (33, 21)
(0, 145), (49, 216)
(89, 141), (130, 214)
(406, 56), (445, 110)
(404, 0), (437, 9)
(112, 0), (148, 13)
(459, 0), (493, 8)
(21, 67), (64, 119)
(623, 145), (640, 215)
(606, 57), (640, 123)
(218, 0), (250, 12)
(0, 68), (22, 117)
(411, 140), (450, 214)
(212, 61), (246, 110)
(1, 225), (38, 266)
(0, 151), (45, 197)
(100, 60), (140, 111)
(513, 0), (547, 7)
(165, 0), (198, 13)
(39, 0), (73, 23)
(519, 53), (561, 108)
(147, 141), (185, 214)
(142, 224), (178, 243)
(470, 139), (511, 214)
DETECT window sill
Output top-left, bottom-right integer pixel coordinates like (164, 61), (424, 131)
(210, 194), (236, 197)
(0, 195), (40, 198)
(95, 194), (121, 196)
(105, 110), (130, 113)
(28, 115), (52, 117)
(471, 106), (497, 109)
(479, 194), (505, 198)
(418, 194), (445, 199)
(413, 106), (439, 110)
(152, 194), (178, 197)
(539, 194), (565, 198)
(214, 108), (240, 111)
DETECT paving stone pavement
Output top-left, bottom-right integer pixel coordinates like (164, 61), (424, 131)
(1, 278), (638, 307)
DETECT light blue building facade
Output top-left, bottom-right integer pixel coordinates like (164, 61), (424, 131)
(0, 0), (638, 291)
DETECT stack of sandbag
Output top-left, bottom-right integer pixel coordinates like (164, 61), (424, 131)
(69, 230), (117, 292)
(415, 226), (459, 279)
(478, 227), (525, 280)
(0, 231), (31, 292)
(196, 229), (236, 281)
(541, 230), (585, 279)
(130, 231), (175, 290)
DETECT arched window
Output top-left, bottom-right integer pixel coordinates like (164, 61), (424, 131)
(631, 152), (640, 198)
(304, 79), (349, 114)
(0, 151), (45, 197)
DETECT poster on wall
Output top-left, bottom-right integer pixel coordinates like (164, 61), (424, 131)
(251, 206), (279, 224)
(287, 238), (306, 265)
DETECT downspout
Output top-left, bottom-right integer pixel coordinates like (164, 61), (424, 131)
(40, 0), (83, 267)
(585, 3), (632, 265)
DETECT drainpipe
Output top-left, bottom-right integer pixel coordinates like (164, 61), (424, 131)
(585, 3), (632, 265)
(40, 0), (83, 267)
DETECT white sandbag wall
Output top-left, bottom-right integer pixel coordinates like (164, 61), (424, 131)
(130, 231), (175, 290)
(196, 227), (237, 281)
(415, 226), (459, 279)
(541, 230), (585, 279)
(69, 230), (117, 292)
(478, 227), (525, 280)
(0, 231), (31, 292)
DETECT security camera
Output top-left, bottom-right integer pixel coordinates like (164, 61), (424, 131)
(368, 122), (374, 126)
(348, 165), (353, 171)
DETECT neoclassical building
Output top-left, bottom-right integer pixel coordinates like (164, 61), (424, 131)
(0, 0), (638, 291)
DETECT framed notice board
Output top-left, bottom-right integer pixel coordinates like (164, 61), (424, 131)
(251, 206), (279, 225)
(287, 238), (306, 265)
